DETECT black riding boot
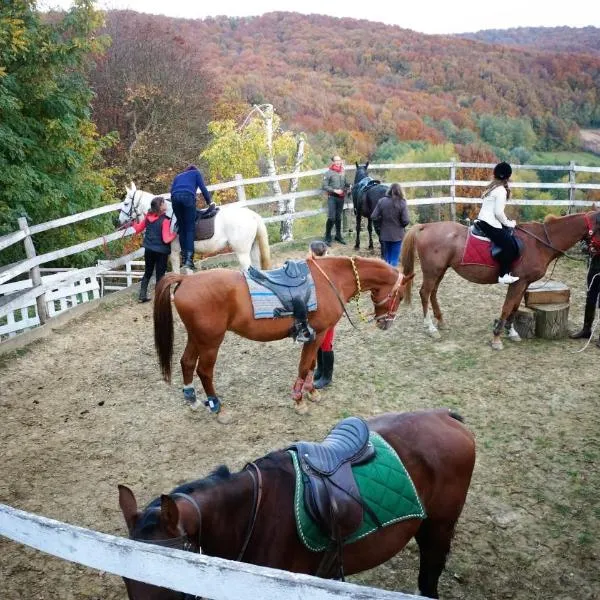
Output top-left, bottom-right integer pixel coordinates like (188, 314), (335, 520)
(314, 348), (324, 381)
(570, 303), (595, 339)
(325, 219), (334, 245)
(314, 350), (334, 389)
(138, 277), (150, 303)
(334, 218), (346, 244)
(183, 251), (196, 272)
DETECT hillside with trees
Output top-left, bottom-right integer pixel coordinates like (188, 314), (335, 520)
(458, 26), (600, 56)
(90, 10), (600, 179)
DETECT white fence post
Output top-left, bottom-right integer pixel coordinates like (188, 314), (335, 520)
(450, 158), (457, 222)
(568, 160), (576, 214)
(17, 216), (49, 324)
(235, 174), (247, 205)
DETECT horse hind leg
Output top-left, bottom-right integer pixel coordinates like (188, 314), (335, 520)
(193, 338), (231, 424)
(415, 518), (457, 599)
(180, 338), (201, 410)
(420, 277), (441, 339)
(354, 215), (361, 250)
(430, 270), (450, 331)
(367, 218), (374, 250)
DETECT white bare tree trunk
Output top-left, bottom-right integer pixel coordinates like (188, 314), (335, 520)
(280, 134), (305, 241)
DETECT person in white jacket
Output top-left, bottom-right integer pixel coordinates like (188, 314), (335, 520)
(475, 162), (520, 284)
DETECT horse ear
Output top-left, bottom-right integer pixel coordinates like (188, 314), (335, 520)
(355, 162), (359, 169)
(130, 181), (137, 192)
(160, 495), (181, 536)
(365, 161), (369, 169)
(118, 485), (140, 533)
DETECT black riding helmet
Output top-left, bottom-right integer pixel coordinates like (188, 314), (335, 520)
(493, 162), (512, 180)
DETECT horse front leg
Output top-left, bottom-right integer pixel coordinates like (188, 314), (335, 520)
(491, 281), (528, 350)
(430, 270), (449, 331)
(354, 214), (361, 250)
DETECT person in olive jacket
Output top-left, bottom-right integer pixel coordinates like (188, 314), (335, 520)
(321, 155), (350, 245)
(370, 183), (410, 267)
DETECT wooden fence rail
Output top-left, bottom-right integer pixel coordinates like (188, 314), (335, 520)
(1, 161), (598, 340)
(0, 503), (419, 600)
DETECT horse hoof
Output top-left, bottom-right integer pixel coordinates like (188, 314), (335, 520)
(437, 320), (450, 331)
(216, 408), (233, 425)
(425, 328), (441, 340)
(490, 339), (504, 351)
(294, 400), (310, 415)
(307, 389), (321, 403)
(187, 399), (202, 411)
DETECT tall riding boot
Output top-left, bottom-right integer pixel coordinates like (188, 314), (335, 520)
(314, 348), (324, 381)
(314, 350), (334, 389)
(183, 251), (196, 272)
(334, 218), (346, 244)
(570, 303), (595, 339)
(325, 219), (334, 245)
(138, 277), (150, 303)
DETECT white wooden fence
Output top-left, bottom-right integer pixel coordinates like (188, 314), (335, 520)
(0, 503), (419, 599)
(1, 161), (599, 341)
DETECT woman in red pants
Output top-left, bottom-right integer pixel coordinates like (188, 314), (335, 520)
(309, 240), (335, 389)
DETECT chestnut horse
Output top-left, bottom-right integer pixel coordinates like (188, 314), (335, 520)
(400, 210), (600, 349)
(119, 409), (476, 599)
(153, 256), (413, 421)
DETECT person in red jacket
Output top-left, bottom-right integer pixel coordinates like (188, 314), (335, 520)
(132, 196), (177, 302)
(309, 240), (336, 389)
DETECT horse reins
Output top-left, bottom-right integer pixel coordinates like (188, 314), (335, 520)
(515, 223), (587, 262)
(308, 257), (359, 329)
(236, 461), (263, 562)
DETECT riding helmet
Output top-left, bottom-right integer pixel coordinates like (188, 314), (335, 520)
(493, 162), (512, 180)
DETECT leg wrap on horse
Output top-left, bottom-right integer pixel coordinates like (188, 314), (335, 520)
(493, 318), (505, 337)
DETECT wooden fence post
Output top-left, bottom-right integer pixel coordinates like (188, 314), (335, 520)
(18, 217), (49, 324)
(450, 158), (457, 222)
(568, 161), (576, 214)
(234, 174), (247, 205)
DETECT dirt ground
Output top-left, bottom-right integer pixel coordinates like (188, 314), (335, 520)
(1, 241), (599, 600)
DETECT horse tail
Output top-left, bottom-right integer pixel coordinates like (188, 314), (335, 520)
(154, 273), (184, 383)
(400, 227), (419, 305)
(255, 214), (271, 269)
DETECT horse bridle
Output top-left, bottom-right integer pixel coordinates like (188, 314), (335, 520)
(119, 189), (142, 224)
(349, 257), (404, 325)
(132, 464), (263, 600)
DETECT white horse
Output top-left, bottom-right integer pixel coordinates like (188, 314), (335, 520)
(118, 183), (271, 272)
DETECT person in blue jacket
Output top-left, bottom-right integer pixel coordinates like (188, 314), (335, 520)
(170, 164), (212, 272)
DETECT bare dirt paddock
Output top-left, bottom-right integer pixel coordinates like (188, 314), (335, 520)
(1, 243), (599, 600)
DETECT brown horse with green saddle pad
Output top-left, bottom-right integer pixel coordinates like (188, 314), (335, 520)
(400, 210), (600, 349)
(153, 256), (413, 422)
(119, 409), (476, 599)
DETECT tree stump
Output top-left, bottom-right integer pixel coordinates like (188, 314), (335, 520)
(525, 280), (570, 307)
(530, 303), (570, 339)
(513, 307), (536, 339)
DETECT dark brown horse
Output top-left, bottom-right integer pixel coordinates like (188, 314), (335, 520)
(400, 210), (600, 349)
(153, 256), (413, 421)
(119, 409), (476, 599)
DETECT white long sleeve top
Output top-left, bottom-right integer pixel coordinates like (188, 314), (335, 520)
(477, 186), (515, 228)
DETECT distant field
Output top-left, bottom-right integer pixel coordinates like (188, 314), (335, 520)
(530, 149), (600, 166)
(580, 130), (600, 156)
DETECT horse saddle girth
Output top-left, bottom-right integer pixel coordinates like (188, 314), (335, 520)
(194, 205), (219, 241)
(289, 417), (376, 541)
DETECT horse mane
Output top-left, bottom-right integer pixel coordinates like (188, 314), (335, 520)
(543, 213), (559, 224)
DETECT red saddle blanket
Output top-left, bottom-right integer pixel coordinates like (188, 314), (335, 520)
(461, 231), (522, 269)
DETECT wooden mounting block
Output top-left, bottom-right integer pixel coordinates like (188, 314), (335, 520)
(525, 280), (570, 307)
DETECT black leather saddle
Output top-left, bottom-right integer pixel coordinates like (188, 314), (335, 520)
(194, 204), (220, 241)
(289, 417), (376, 542)
(247, 261), (315, 343)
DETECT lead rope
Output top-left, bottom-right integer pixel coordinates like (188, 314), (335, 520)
(349, 257), (371, 323)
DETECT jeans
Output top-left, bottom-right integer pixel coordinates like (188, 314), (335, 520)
(171, 191), (196, 254)
(381, 240), (402, 267)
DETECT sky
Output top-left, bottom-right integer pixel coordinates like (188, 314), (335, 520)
(38, 0), (600, 35)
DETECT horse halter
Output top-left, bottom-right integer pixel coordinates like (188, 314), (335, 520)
(349, 257), (403, 325)
(119, 189), (142, 223)
(584, 212), (600, 253)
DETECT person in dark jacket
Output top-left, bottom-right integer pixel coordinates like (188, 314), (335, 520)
(132, 196), (177, 302)
(370, 183), (410, 267)
(570, 231), (600, 346)
(170, 164), (212, 272)
(321, 155), (350, 245)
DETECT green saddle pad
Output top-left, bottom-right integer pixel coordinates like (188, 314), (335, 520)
(290, 432), (426, 552)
